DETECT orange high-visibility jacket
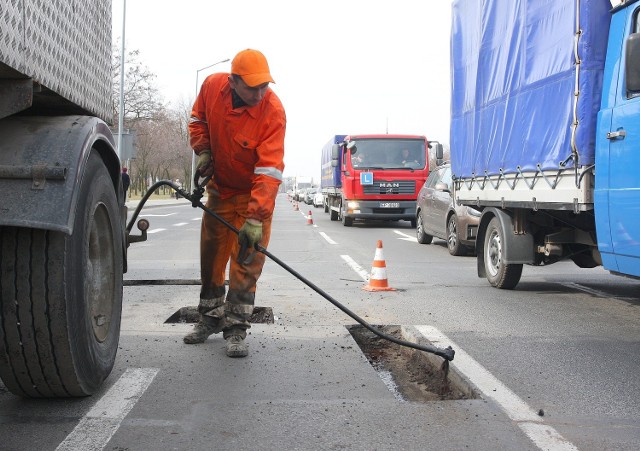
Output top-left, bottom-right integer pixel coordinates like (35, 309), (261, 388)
(189, 73), (286, 221)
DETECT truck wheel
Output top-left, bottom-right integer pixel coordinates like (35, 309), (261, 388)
(329, 203), (338, 221)
(484, 217), (522, 289)
(568, 245), (599, 268)
(447, 214), (466, 256)
(416, 212), (433, 244)
(340, 202), (354, 227)
(0, 152), (123, 397)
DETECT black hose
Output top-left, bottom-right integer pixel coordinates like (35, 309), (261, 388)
(127, 178), (455, 362)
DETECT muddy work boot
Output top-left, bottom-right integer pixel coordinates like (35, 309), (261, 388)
(183, 317), (222, 344)
(225, 335), (248, 357)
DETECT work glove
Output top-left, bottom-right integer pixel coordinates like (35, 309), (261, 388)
(238, 219), (263, 250)
(196, 150), (213, 177)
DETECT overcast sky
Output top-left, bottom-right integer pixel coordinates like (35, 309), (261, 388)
(112, 1), (453, 182)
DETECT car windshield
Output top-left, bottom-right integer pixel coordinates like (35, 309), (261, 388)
(350, 138), (426, 169)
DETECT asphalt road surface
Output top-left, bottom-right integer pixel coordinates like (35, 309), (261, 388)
(1, 193), (639, 450)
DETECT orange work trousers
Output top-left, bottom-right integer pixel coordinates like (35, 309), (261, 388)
(200, 192), (272, 338)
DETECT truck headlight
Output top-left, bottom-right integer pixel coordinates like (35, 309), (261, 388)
(347, 201), (360, 209)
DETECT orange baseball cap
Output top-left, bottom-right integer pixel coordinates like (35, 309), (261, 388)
(231, 49), (275, 87)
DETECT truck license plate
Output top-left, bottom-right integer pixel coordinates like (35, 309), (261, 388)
(379, 202), (399, 208)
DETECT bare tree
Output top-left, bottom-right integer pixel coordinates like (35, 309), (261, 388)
(112, 41), (165, 125)
(171, 97), (196, 190)
(112, 42), (193, 196)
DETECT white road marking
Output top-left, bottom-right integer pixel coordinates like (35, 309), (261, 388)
(320, 232), (337, 244)
(56, 368), (158, 451)
(394, 230), (418, 242)
(135, 213), (175, 217)
(147, 228), (166, 234)
(192, 217), (201, 221)
(341, 255), (370, 281)
(414, 326), (579, 451)
(173, 222), (188, 226)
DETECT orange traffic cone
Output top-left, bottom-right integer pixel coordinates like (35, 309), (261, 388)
(307, 210), (314, 225)
(363, 240), (396, 292)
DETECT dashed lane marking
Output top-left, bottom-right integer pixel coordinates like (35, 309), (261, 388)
(132, 213), (176, 217)
(341, 255), (370, 281)
(320, 232), (337, 244)
(394, 230), (418, 242)
(147, 228), (166, 234)
(56, 368), (158, 451)
(415, 326), (579, 451)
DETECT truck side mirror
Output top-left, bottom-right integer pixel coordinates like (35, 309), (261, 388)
(625, 33), (640, 93)
(434, 143), (444, 161)
(331, 144), (340, 160)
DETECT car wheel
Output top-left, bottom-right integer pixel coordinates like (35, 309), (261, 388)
(447, 214), (466, 256)
(484, 217), (522, 289)
(416, 211), (433, 244)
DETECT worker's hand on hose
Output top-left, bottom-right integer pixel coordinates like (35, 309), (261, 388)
(238, 219), (263, 250)
(196, 150), (213, 177)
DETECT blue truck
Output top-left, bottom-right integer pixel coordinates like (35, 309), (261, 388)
(451, 0), (640, 289)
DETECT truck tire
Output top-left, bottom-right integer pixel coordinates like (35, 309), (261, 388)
(416, 212), (433, 244)
(568, 245), (599, 268)
(483, 217), (522, 289)
(329, 203), (339, 221)
(447, 214), (466, 256)
(340, 202), (354, 227)
(0, 152), (123, 397)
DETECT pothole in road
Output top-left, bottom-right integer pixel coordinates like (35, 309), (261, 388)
(165, 306), (274, 324)
(348, 324), (479, 402)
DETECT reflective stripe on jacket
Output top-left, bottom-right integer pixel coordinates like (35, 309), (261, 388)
(189, 72), (286, 221)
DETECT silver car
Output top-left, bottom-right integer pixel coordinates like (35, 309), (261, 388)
(313, 190), (324, 208)
(415, 164), (481, 256)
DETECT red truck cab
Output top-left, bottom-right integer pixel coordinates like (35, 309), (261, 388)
(323, 134), (439, 227)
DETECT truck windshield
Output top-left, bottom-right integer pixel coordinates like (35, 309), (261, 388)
(350, 138), (426, 169)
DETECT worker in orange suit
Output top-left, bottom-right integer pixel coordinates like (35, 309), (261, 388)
(184, 49), (286, 357)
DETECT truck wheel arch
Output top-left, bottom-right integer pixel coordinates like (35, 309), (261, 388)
(476, 208), (534, 278)
(0, 116), (122, 233)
